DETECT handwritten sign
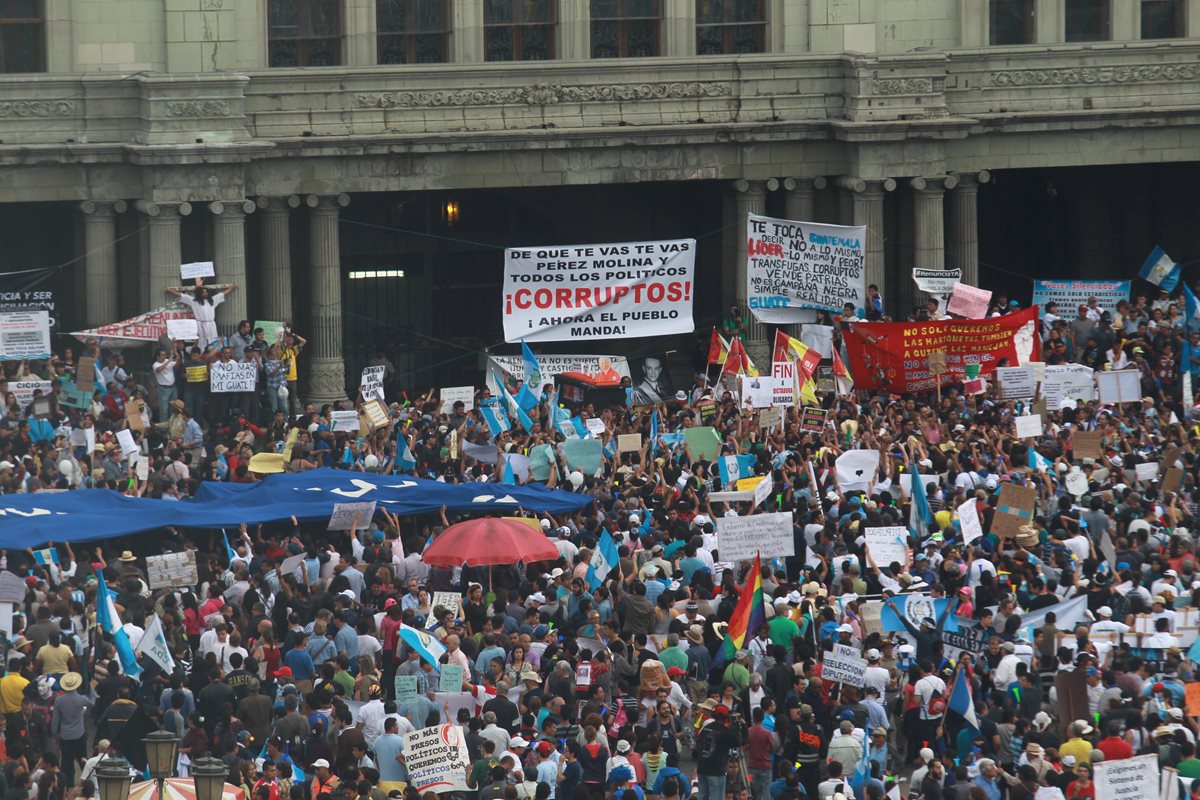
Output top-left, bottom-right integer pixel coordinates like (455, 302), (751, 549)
(327, 501), (377, 531)
(180, 260), (215, 280)
(360, 365), (386, 402)
(209, 361), (257, 393)
(716, 512), (794, 562)
(865, 526), (910, 569)
(145, 551), (199, 589)
(1014, 414), (1042, 440)
(439, 664), (465, 693)
(330, 410), (359, 432)
(166, 318), (199, 341)
(403, 724), (471, 793)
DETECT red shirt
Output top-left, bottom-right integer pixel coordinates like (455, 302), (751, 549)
(252, 779), (281, 800)
(1095, 736), (1133, 761)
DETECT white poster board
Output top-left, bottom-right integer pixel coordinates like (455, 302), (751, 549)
(1042, 364), (1096, 409)
(209, 361), (258, 393)
(716, 512), (794, 562)
(1094, 754), (1157, 800)
(746, 214), (866, 322)
(11, 380), (52, 411)
(1097, 369), (1143, 405)
(165, 318), (199, 341)
(180, 260), (215, 280)
(403, 724), (471, 793)
(898, 472), (938, 499)
(116, 428), (139, 457)
(957, 498), (983, 546)
(426, 591), (462, 629)
(330, 410), (360, 432)
(821, 651), (868, 688)
(145, 551), (199, 589)
(360, 365), (386, 402)
(1014, 414), (1043, 439)
(0, 310), (50, 360)
(440, 386), (475, 414)
(865, 526), (910, 569)
(754, 475), (774, 508)
(327, 501), (377, 531)
(996, 366), (1036, 399)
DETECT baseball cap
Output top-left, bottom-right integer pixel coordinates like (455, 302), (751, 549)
(311, 759), (331, 769)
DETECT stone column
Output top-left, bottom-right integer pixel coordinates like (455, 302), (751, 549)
(80, 200), (126, 327)
(733, 179), (768, 346)
(257, 196), (300, 323)
(307, 193), (350, 404)
(837, 177), (896, 312)
(946, 171), (990, 288)
(783, 177), (826, 222)
(139, 201), (192, 311)
(910, 175), (956, 307)
(211, 200), (254, 328)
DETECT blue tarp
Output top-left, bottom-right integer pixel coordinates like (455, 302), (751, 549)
(0, 468), (592, 546)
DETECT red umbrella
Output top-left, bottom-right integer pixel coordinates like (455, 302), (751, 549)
(421, 517), (559, 567)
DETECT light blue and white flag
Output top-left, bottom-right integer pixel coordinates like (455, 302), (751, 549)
(32, 548), (58, 567)
(1185, 284), (1200, 330)
(718, 454), (755, 486)
(397, 436), (416, 472)
(586, 530), (620, 591)
(399, 624), (446, 672)
(1140, 245), (1181, 293)
(96, 570), (142, 680)
(136, 614), (176, 674)
(480, 405), (511, 439)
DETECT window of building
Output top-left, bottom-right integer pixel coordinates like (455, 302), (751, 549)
(591, 0), (661, 58)
(989, 0), (1035, 44)
(269, 0), (343, 67)
(0, 0), (45, 73)
(1064, 0), (1111, 41)
(484, 0), (555, 61)
(695, 0), (766, 55)
(1142, 0), (1185, 38)
(377, 0), (450, 63)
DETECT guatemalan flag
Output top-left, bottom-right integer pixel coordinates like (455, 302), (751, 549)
(1185, 284), (1200, 331)
(396, 436), (417, 472)
(1140, 245), (1181, 293)
(718, 454), (756, 486)
(97, 570), (142, 680)
(399, 624), (446, 672)
(586, 530), (619, 591)
(909, 468), (934, 537)
(948, 666), (980, 732)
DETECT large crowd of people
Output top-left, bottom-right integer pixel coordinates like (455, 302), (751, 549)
(0, 281), (1198, 800)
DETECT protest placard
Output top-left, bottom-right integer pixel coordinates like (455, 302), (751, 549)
(957, 497), (983, 545)
(395, 675), (418, 703)
(440, 386), (475, 414)
(327, 501), (376, 531)
(11, 380), (51, 412)
(486, 355), (630, 395)
(0, 310), (50, 360)
(254, 321), (286, 342)
(502, 239), (695, 342)
(684, 426), (721, 460)
(279, 553), (305, 580)
(716, 512), (793, 562)
(996, 366), (1036, 399)
(912, 267), (961, 297)
(821, 650), (867, 687)
(360, 365), (385, 402)
(800, 407), (827, 432)
(740, 375), (779, 408)
(746, 214), (866, 321)
(946, 283), (992, 318)
(1097, 369), (1142, 404)
(865, 526), (909, 569)
(403, 724), (471, 793)
(897, 473), (938, 499)
(1164, 467), (1184, 495)
(180, 260), (215, 280)
(362, 400), (389, 429)
(993, 482), (1037, 538)
(0, 572), (25, 604)
(1066, 469), (1089, 497)
(1014, 414), (1042, 439)
(77, 357), (95, 392)
(165, 318), (199, 341)
(1041, 364), (1096, 409)
(617, 434), (641, 453)
(758, 408), (783, 429)
(126, 399), (145, 432)
(116, 428), (139, 457)
(329, 410), (359, 432)
(585, 418), (606, 436)
(439, 664), (465, 693)
(1072, 431), (1103, 459)
(429, 591), (461, 623)
(754, 474), (773, 507)
(1093, 754), (1156, 800)
(562, 439), (603, 473)
(1135, 462), (1159, 482)
(209, 361), (257, 393)
(145, 551), (199, 589)
(1031, 279), (1130, 314)
(942, 625), (992, 663)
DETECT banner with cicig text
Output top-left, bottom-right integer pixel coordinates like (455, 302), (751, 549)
(746, 214), (866, 324)
(502, 239), (695, 343)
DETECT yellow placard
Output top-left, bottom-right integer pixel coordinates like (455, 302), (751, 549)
(186, 365), (208, 383)
(736, 476), (766, 492)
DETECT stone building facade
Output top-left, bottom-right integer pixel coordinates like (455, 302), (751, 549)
(1, 0), (1200, 396)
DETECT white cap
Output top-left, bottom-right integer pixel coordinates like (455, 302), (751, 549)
(311, 759), (331, 769)
(540, 519), (551, 529)
(509, 736), (529, 748)
(1098, 606), (1112, 618)
(693, 515), (711, 527)
(836, 624), (853, 633)
(629, 514), (640, 524)
(866, 648), (881, 661)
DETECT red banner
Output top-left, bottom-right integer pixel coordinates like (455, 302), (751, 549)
(842, 306), (1040, 393)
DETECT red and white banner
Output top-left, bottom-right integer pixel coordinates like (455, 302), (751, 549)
(502, 239), (695, 343)
(842, 306), (1040, 393)
(71, 304), (196, 343)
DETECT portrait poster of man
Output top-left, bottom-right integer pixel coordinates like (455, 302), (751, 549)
(628, 354), (676, 407)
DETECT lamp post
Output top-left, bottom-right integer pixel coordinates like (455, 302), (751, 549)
(191, 755), (227, 800)
(143, 730), (180, 798)
(96, 758), (132, 800)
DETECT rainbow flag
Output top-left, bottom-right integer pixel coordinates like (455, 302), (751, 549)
(714, 553), (767, 667)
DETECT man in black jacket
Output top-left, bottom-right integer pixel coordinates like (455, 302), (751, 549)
(696, 704), (747, 800)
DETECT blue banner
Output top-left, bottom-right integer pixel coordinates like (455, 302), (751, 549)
(0, 468), (593, 546)
(1030, 280), (1130, 315)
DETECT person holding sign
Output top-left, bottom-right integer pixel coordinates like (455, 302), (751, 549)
(167, 279), (239, 348)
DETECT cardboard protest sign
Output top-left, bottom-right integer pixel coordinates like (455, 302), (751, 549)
(362, 400), (389, 429)
(180, 260), (215, 280)
(145, 551), (199, 589)
(946, 283), (992, 319)
(328, 501), (377, 531)
(502, 239), (695, 342)
(1096, 369), (1142, 404)
(360, 365), (385, 402)
(957, 497), (983, 545)
(329, 410), (359, 432)
(717, 512), (793, 562)
(865, 526), (909, 569)
(1014, 414), (1042, 439)
(1071, 431), (1103, 460)
(77, 357), (95, 392)
(1163, 467), (1184, 495)
(996, 366), (1036, 399)
(617, 434), (641, 453)
(124, 399), (145, 432)
(165, 318), (199, 341)
(746, 214), (866, 321)
(0, 310), (50, 360)
(683, 427), (721, 460)
(440, 386), (474, 414)
(403, 724), (471, 792)
(993, 482), (1037, 538)
(209, 361), (257, 393)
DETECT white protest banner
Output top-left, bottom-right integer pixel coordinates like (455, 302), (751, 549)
(996, 366), (1036, 399)
(957, 497), (983, 545)
(403, 724), (471, 792)
(145, 551), (199, 589)
(440, 386), (475, 414)
(330, 410), (360, 432)
(0, 310), (50, 360)
(426, 591), (462, 628)
(180, 260), (215, 280)
(1094, 754), (1157, 800)
(503, 239), (695, 343)
(746, 214), (866, 322)
(946, 283), (992, 319)
(116, 428), (139, 457)
(821, 650), (867, 688)
(165, 318), (199, 341)
(716, 512), (793, 562)
(913, 267), (961, 297)
(209, 361), (257, 393)
(360, 365), (386, 402)
(1042, 364), (1096, 409)
(754, 475), (773, 508)
(1014, 414), (1042, 439)
(327, 501), (377, 531)
(865, 526), (909, 569)
(1097, 369), (1142, 405)
(11, 380), (51, 411)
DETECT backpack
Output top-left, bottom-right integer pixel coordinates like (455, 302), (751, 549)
(927, 688), (947, 717)
(697, 723), (723, 761)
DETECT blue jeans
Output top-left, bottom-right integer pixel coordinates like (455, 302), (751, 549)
(750, 768), (772, 800)
(698, 773), (726, 800)
(156, 384), (177, 423)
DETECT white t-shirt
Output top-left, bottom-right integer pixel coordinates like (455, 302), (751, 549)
(915, 674), (947, 720)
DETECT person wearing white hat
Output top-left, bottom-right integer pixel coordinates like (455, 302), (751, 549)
(862, 650), (890, 696)
(1090, 606), (1131, 636)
